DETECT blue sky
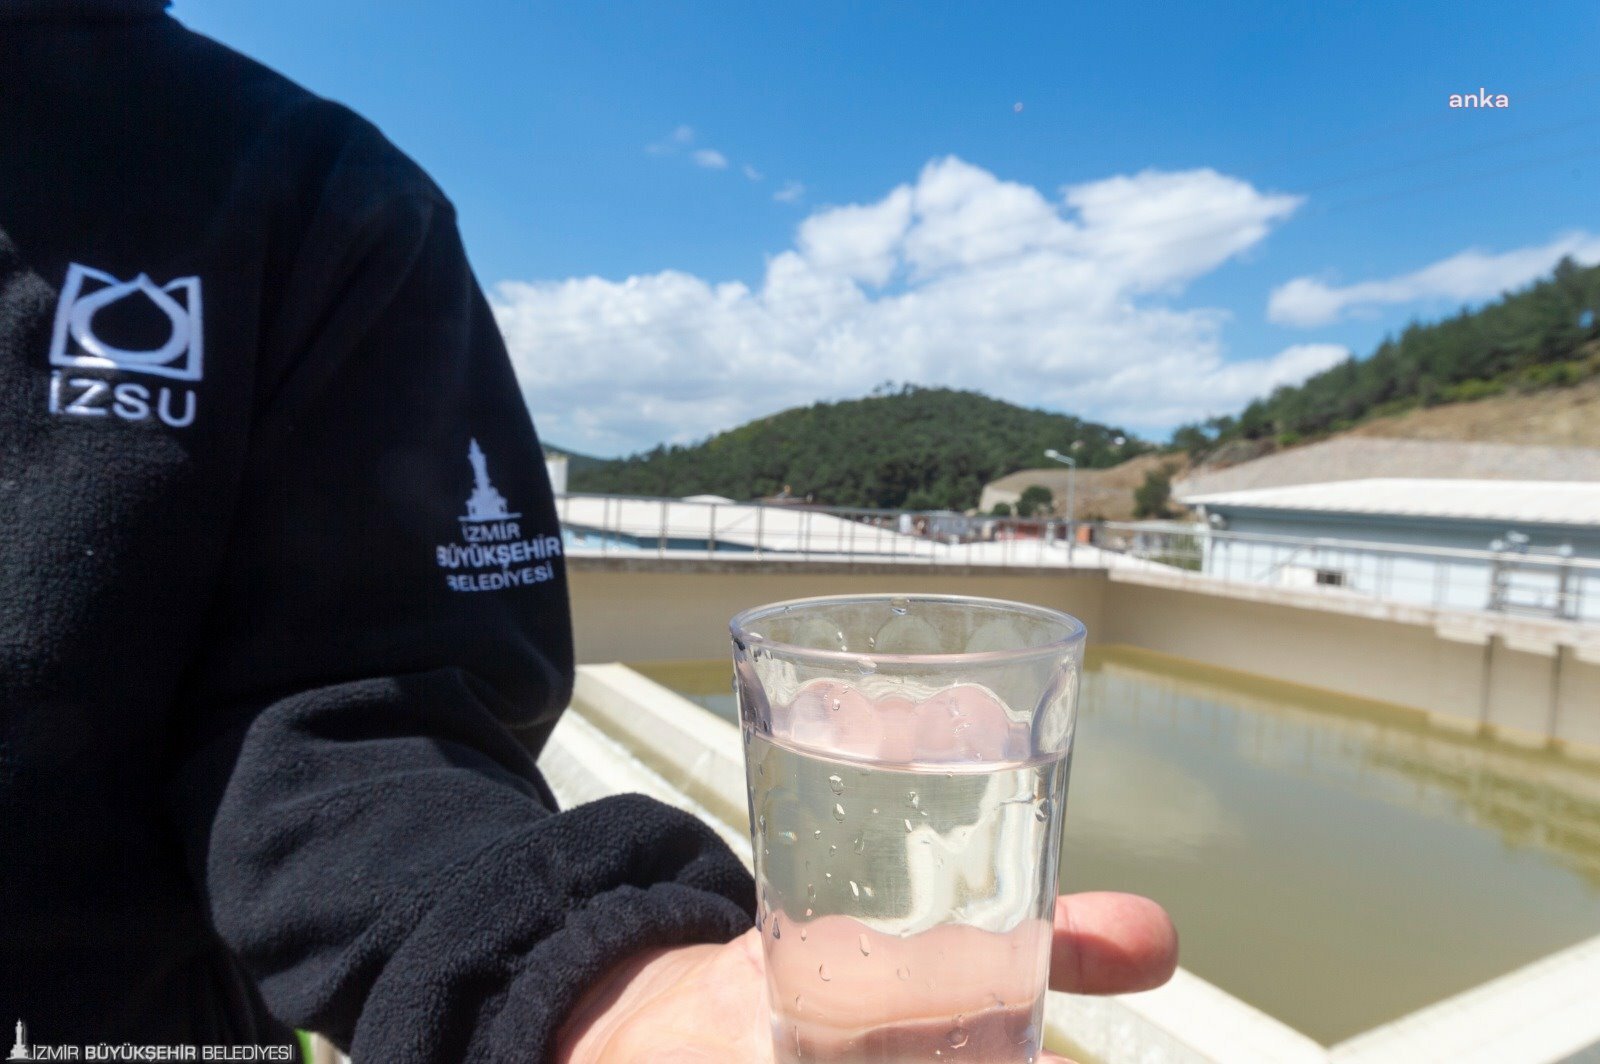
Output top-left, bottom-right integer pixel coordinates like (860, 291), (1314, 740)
(179, 1), (1600, 456)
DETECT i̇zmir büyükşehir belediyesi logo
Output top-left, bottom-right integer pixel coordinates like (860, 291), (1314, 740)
(8, 1018), (29, 1060)
(434, 438), (562, 592)
(47, 262), (201, 428)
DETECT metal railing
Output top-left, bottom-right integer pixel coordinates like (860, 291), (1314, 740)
(555, 492), (1082, 568)
(1092, 520), (1600, 622)
(554, 493), (1600, 623)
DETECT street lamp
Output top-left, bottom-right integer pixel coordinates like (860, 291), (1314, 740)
(1043, 446), (1077, 558)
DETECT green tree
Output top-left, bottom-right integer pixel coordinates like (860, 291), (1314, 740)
(990, 501), (1013, 517)
(1191, 259), (1600, 448)
(1016, 484), (1054, 518)
(567, 386), (1148, 510)
(1133, 465), (1175, 519)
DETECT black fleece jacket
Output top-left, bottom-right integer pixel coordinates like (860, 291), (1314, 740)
(0, 1), (754, 1058)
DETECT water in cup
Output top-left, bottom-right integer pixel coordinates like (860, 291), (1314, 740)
(750, 727), (1066, 1062)
(735, 596), (1082, 1064)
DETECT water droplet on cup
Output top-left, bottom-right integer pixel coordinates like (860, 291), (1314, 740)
(832, 802), (847, 821)
(794, 994), (803, 1011)
(858, 933), (871, 956)
(831, 698), (842, 712)
(849, 880), (860, 898)
(907, 790), (920, 807)
(896, 966), (910, 980)
(947, 1024), (969, 1049)
(818, 964), (831, 982)
(772, 916), (782, 939)
(852, 834), (865, 854)
(1035, 799), (1052, 822)
(904, 818), (914, 832)
(778, 830), (797, 844)
(855, 656), (876, 674)
(827, 774), (844, 795)
(889, 596), (910, 615)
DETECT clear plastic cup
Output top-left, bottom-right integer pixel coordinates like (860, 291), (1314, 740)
(732, 594), (1084, 1063)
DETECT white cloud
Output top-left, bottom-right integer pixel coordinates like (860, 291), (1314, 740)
(743, 164), (764, 182)
(646, 124), (697, 155)
(773, 180), (806, 204)
(691, 149), (728, 170)
(1269, 231), (1600, 326)
(494, 156), (1313, 455)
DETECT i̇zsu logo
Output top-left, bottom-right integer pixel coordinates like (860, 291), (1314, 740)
(47, 263), (201, 428)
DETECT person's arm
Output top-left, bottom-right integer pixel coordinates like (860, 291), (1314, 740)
(166, 168), (751, 1061)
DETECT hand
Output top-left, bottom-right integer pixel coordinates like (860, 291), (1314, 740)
(554, 892), (1177, 1063)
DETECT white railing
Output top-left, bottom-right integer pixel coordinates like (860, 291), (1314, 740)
(554, 493), (1600, 623)
(1092, 521), (1600, 622)
(556, 492), (1087, 569)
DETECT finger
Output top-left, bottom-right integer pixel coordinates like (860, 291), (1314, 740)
(1049, 892), (1178, 994)
(1038, 1054), (1078, 1064)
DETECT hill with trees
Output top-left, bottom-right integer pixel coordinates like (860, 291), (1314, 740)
(541, 444), (605, 479)
(567, 384), (1148, 510)
(1170, 257), (1600, 458)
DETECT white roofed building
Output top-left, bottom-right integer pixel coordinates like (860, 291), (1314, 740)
(1180, 478), (1600, 620)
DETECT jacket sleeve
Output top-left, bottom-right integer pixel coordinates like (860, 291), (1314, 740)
(166, 170), (753, 1061)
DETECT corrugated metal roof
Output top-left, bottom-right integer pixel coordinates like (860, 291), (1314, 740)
(1186, 478), (1600, 527)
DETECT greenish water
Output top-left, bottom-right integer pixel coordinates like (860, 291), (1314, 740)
(630, 649), (1600, 1046)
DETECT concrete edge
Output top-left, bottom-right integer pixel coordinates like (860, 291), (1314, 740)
(540, 705), (752, 864)
(1107, 564), (1600, 654)
(570, 662), (749, 832)
(1047, 967), (1327, 1064)
(1327, 930), (1600, 1064)
(566, 552), (1113, 578)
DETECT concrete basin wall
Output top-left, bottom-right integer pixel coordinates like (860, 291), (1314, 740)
(566, 557), (1600, 754)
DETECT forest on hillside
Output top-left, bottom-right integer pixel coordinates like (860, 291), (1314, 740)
(1170, 257), (1600, 456)
(567, 385), (1148, 510)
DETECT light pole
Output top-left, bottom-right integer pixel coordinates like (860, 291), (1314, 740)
(1043, 446), (1077, 561)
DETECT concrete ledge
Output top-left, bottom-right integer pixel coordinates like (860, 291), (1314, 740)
(1329, 931), (1600, 1064)
(570, 662), (750, 832)
(1108, 565), (1599, 656)
(1049, 968), (1326, 1064)
(540, 703), (752, 864)
(568, 552), (1112, 578)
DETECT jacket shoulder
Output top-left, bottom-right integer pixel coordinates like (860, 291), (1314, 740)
(162, 20), (449, 214)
